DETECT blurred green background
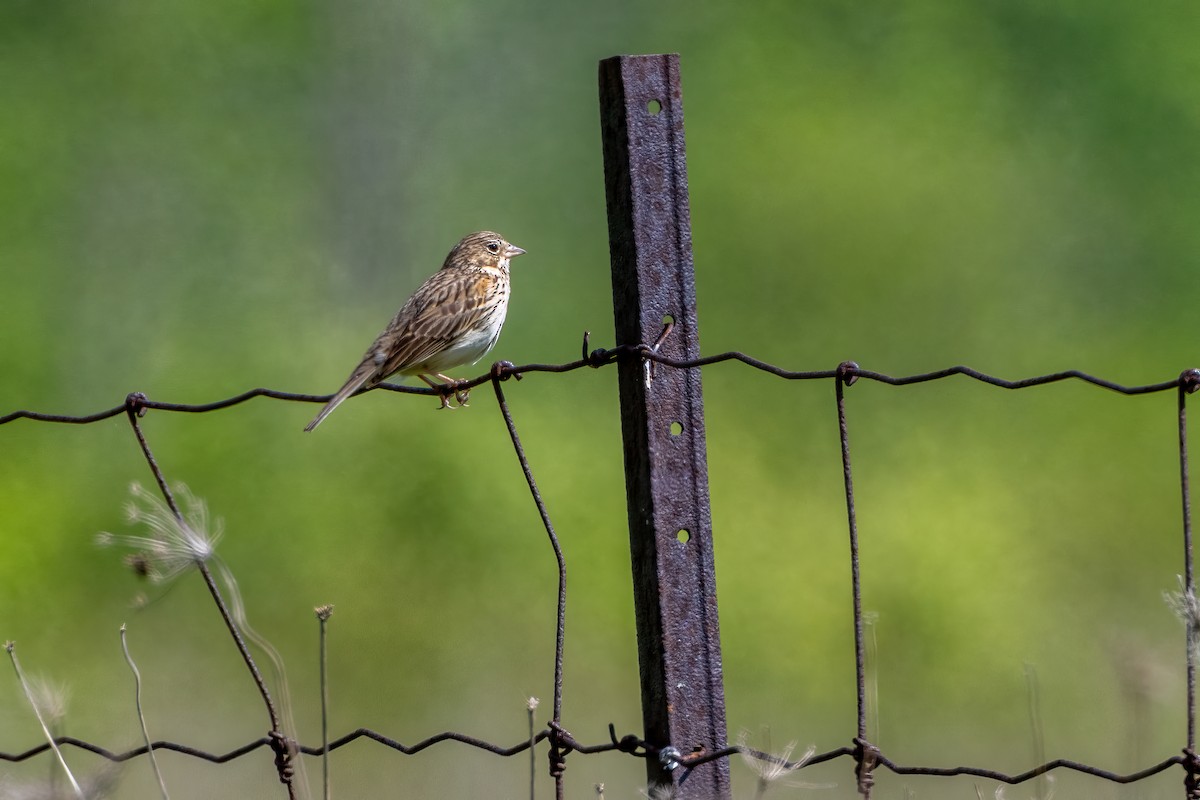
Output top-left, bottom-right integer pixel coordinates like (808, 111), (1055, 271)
(2, 1), (1199, 798)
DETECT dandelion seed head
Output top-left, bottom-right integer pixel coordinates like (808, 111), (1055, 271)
(98, 482), (221, 583)
(1165, 576), (1200, 623)
(736, 728), (823, 792)
(1165, 576), (1200, 656)
(527, 696), (540, 712)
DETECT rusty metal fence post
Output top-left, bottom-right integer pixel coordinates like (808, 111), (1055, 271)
(599, 53), (732, 799)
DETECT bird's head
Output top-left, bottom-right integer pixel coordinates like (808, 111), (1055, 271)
(445, 231), (525, 272)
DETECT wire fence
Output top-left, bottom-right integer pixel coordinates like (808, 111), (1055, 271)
(2, 346), (1198, 799)
(4, 52), (1199, 800)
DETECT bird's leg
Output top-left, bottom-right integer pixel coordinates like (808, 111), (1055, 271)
(419, 374), (456, 409)
(436, 373), (470, 406)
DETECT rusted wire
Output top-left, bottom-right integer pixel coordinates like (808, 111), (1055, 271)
(490, 363), (570, 800)
(6, 731), (1187, 786)
(3, 348), (1191, 427)
(1180, 372), (1200, 752)
(835, 362), (874, 797)
(0, 728), (612, 762)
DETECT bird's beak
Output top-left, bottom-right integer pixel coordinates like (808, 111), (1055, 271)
(505, 244), (526, 258)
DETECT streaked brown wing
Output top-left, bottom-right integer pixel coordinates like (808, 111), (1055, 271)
(376, 269), (500, 376)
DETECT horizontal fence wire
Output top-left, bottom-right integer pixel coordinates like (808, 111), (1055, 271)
(4, 340), (1196, 427)
(3, 339), (1199, 798)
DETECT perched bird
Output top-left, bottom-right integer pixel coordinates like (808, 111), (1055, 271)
(304, 231), (524, 431)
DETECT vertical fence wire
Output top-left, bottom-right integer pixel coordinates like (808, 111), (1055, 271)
(491, 368), (569, 800)
(1178, 372), (1200, 797)
(834, 363), (878, 798)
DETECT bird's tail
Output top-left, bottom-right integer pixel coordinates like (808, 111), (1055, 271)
(304, 370), (374, 432)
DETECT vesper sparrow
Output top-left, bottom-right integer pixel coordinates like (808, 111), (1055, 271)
(304, 231), (524, 431)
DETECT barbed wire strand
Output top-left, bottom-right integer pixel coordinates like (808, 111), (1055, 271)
(5, 345), (1200, 796)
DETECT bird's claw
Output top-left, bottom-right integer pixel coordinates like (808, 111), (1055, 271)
(434, 383), (470, 409)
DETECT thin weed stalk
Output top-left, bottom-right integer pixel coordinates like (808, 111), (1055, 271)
(6, 642), (84, 799)
(316, 605), (334, 800)
(121, 624), (169, 800)
(528, 696), (540, 800)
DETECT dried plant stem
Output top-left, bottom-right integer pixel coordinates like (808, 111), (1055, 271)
(527, 697), (539, 800)
(316, 606), (334, 800)
(121, 624), (170, 800)
(6, 643), (84, 799)
(1024, 663), (1048, 800)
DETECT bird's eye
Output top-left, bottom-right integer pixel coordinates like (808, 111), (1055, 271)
(486, 241), (500, 254)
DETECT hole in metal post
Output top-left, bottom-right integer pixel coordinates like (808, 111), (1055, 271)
(676, 529), (690, 543)
(662, 314), (675, 325)
(647, 99), (662, 115)
(669, 421), (683, 436)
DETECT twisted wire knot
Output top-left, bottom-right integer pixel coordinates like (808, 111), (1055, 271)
(268, 730), (296, 785)
(606, 723), (643, 755)
(125, 392), (149, 418)
(853, 737), (879, 797)
(547, 721), (574, 780)
(491, 360), (522, 382)
(837, 361), (860, 387)
(587, 348), (611, 367)
(1184, 747), (1200, 799)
